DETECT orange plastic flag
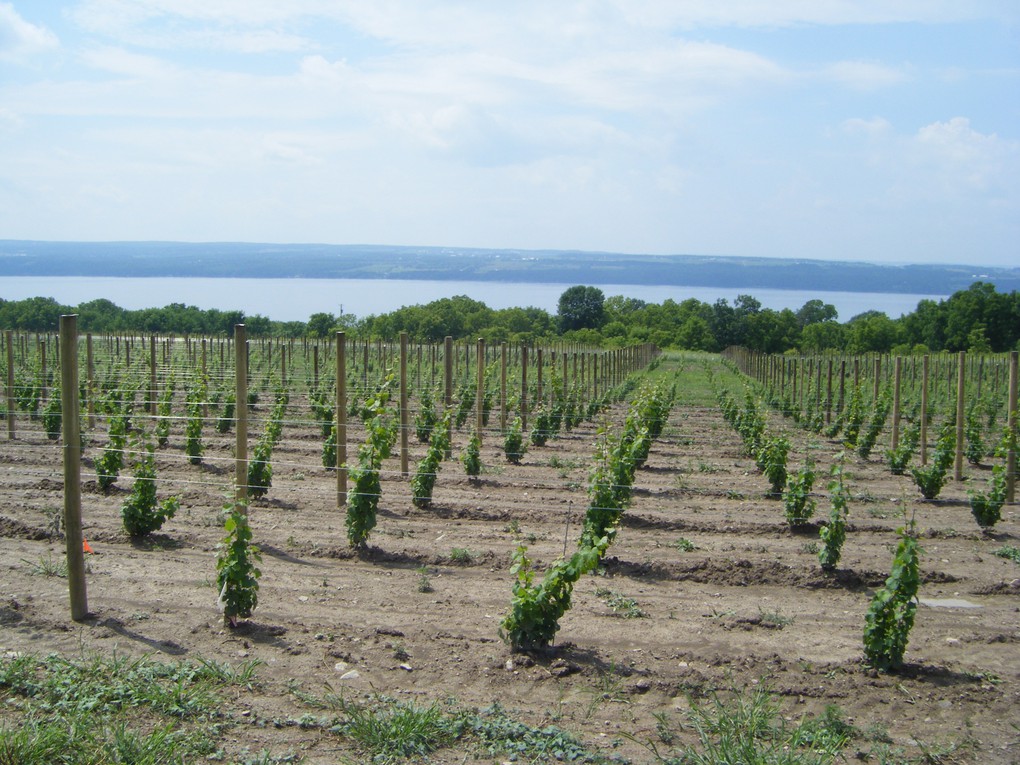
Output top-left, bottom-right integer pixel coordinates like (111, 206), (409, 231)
(83, 538), (94, 554)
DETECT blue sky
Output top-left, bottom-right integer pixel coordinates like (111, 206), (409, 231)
(1, 1), (1018, 267)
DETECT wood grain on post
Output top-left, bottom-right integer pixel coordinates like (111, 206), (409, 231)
(149, 335), (157, 415)
(476, 338), (485, 441)
(500, 343), (508, 433)
(444, 337), (453, 410)
(337, 332), (348, 506)
(520, 345), (529, 431)
(400, 333), (409, 477)
(5, 330), (14, 439)
(1007, 351), (1018, 503)
(954, 351), (966, 482)
(60, 315), (88, 621)
(234, 325), (248, 508)
(920, 355), (930, 466)
(85, 334), (95, 429)
(891, 356), (902, 451)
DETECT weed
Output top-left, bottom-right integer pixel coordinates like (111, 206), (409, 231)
(757, 605), (793, 629)
(416, 565), (434, 593)
(633, 684), (854, 764)
(23, 552), (67, 578)
(449, 547), (473, 564)
(993, 545), (1020, 564)
(595, 587), (647, 618)
(331, 696), (459, 762)
(673, 537), (697, 553)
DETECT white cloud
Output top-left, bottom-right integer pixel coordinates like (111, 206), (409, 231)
(0, 3), (59, 60)
(822, 60), (909, 91)
(70, 0), (317, 52)
(914, 117), (1018, 194)
(608, 0), (1018, 29)
(842, 116), (892, 136)
(80, 45), (177, 77)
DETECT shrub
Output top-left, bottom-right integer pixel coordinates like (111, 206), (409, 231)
(415, 387), (438, 443)
(856, 388), (891, 460)
(968, 423), (1016, 530)
(783, 460), (817, 527)
(215, 392), (235, 434)
(184, 383), (205, 465)
(819, 456), (850, 572)
(529, 407), (551, 446)
(121, 438), (179, 538)
(155, 377), (175, 446)
(42, 387), (61, 440)
(757, 434), (790, 497)
(461, 433), (482, 479)
(863, 520), (921, 671)
(96, 414), (128, 492)
(345, 372), (397, 549)
(500, 535), (611, 652)
(910, 420), (955, 500)
(215, 502), (261, 627)
(886, 417), (920, 475)
(964, 402), (986, 465)
(411, 413), (451, 509)
(503, 416), (526, 464)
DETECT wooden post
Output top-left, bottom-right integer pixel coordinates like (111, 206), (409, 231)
(60, 315), (88, 621)
(443, 337), (453, 410)
(954, 351), (965, 481)
(520, 345), (529, 431)
(313, 345), (319, 390)
(400, 332), (409, 477)
(199, 339), (209, 417)
(234, 325), (248, 507)
(1006, 351), (1018, 503)
(825, 358), (833, 424)
(336, 332), (348, 505)
(891, 356), (902, 451)
(920, 354), (930, 466)
(84, 334), (95, 429)
(5, 330), (14, 440)
(536, 348), (544, 405)
(149, 335), (157, 415)
(500, 342), (508, 433)
(475, 338), (485, 441)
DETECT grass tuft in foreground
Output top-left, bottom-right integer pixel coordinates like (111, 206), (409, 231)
(0, 651), (267, 765)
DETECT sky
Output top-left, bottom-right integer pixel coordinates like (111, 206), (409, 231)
(1, 1), (1018, 268)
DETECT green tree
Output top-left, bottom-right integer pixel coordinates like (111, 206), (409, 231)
(557, 286), (605, 332)
(306, 312), (336, 338)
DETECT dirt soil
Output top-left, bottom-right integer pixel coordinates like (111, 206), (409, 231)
(1, 363), (1019, 763)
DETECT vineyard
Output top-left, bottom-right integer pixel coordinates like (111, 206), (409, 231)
(1, 325), (1018, 764)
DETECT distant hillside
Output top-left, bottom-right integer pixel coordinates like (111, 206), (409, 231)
(1, 240), (1016, 295)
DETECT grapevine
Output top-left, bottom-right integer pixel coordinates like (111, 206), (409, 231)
(863, 519), (921, 671)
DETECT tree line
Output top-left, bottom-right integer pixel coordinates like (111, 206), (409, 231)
(1, 281), (1016, 354)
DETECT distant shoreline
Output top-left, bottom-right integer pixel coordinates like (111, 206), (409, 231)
(1, 240), (1017, 296)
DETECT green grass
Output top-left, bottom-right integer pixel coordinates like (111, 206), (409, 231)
(448, 547), (474, 564)
(672, 536), (697, 553)
(21, 552), (67, 578)
(0, 651), (267, 765)
(993, 545), (1020, 563)
(595, 587), (647, 618)
(289, 689), (607, 763)
(638, 685), (855, 764)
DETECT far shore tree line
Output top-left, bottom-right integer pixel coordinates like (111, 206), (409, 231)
(1, 281), (1017, 355)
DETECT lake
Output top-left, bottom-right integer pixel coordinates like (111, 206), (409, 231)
(0, 276), (945, 323)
